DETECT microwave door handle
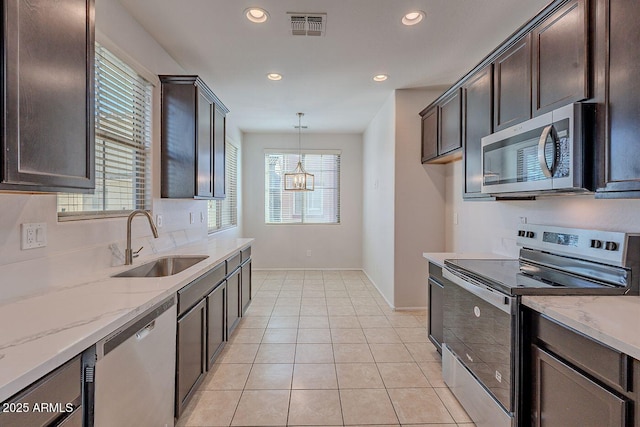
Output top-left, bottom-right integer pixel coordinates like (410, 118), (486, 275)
(537, 124), (558, 178)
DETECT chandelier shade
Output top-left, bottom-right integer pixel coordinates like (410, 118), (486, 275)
(284, 112), (314, 191)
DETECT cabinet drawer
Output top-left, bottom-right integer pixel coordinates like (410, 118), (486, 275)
(241, 246), (252, 263)
(226, 252), (241, 273)
(533, 314), (630, 392)
(178, 262), (225, 316)
(0, 355), (81, 426)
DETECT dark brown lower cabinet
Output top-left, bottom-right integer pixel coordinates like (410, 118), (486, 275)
(241, 259), (252, 315)
(428, 278), (443, 353)
(427, 262), (445, 354)
(531, 344), (629, 426)
(207, 282), (226, 369)
(525, 308), (639, 427)
(176, 299), (206, 417)
(226, 268), (241, 337)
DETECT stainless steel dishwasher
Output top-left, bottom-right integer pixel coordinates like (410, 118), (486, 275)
(94, 296), (176, 427)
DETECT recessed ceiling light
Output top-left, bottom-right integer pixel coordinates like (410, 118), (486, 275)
(245, 7), (269, 23)
(373, 74), (389, 82)
(402, 10), (425, 26)
(267, 73), (282, 81)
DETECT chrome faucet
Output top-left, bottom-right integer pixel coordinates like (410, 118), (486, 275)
(125, 210), (159, 265)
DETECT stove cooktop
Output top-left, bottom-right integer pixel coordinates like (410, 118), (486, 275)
(444, 258), (628, 296)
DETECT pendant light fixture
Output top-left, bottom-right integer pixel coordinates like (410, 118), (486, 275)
(284, 112), (314, 191)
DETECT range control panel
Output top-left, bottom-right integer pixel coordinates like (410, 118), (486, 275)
(516, 224), (639, 267)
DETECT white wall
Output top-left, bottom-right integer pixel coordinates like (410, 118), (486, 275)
(0, 0), (242, 301)
(242, 133), (362, 269)
(393, 89), (447, 308)
(445, 161), (640, 254)
(362, 94), (396, 305)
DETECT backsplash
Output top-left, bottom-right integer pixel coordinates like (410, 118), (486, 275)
(0, 193), (209, 303)
(445, 161), (640, 255)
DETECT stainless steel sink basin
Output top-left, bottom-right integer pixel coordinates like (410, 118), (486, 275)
(113, 256), (209, 278)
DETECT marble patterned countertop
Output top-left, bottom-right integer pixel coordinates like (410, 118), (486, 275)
(522, 295), (640, 360)
(0, 237), (253, 402)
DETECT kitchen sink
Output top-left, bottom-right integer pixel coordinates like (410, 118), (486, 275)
(113, 256), (209, 278)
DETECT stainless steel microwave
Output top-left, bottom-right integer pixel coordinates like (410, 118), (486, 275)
(481, 103), (594, 196)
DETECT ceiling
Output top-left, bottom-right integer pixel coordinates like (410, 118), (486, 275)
(118, 0), (551, 133)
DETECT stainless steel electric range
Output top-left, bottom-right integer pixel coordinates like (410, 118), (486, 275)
(441, 224), (640, 427)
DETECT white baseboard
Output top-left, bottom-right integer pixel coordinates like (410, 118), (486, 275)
(362, 269), (395, 310)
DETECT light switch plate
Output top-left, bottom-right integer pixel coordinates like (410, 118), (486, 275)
(21, 223), (47, 249)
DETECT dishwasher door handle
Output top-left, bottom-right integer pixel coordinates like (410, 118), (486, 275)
(99, 296), (175, 357)
(136, 320), (155, 340)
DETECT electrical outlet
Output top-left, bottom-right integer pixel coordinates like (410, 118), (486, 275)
(520, 216), (528, 224)
(189, 212), (195, 224)
(21, 223), (47, 250)
(306, 250), (312, 257)
(155, 214), (163, 228)
(200, 212), (205, 223)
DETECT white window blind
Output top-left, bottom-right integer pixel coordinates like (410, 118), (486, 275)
(208, 142), (238, 233)
(57, 44), (152, 218)
(265, 152), (340, 224)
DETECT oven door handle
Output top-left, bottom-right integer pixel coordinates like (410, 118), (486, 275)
(443, 268), (513, 314)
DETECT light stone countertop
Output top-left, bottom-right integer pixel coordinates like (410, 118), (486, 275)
(0, 237), (253, 402)
(522, 295), (640, 360)
(422, 252), (513, 268)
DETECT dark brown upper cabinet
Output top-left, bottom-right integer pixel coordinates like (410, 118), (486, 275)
(213, 105), (226, 199)
(596, 0), (640, 197)
(463, 65), (493, 198)
(1, 0), (95, 193)
(439, 89), (463, 156)
(421, 106), (439, 163)
(532, 0), (589, 116)
(420, 89), (462, 164)
(160, 76), (228, 199)
(494, 34), (532, 131)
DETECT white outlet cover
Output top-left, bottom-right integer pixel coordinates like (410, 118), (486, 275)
(21, 223), (47, 250)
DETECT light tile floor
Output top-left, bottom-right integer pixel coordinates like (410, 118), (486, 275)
(177, 270), (475, 427)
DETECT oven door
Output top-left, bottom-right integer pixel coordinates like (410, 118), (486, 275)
(442, 268), (516, 425)
(481, 103), (577, 194)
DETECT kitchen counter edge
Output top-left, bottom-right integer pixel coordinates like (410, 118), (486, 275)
(0, 237), (254, 402)
(522, 295), (640, 361)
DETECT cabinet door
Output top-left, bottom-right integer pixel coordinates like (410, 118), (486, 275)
(1, 0), (94, 192)
(207, 282), (226, 369)
(439, 89), (463, 156)
(428, 278), (443, 353)
(531, 345), (629, 427)
(212, 105), (226, 199)
(176, 299), (206, 417)
(241, 260), (252, 314)
(598, 0), (640, 196)
(464, 65), (493, 197)
(532, 0), (589, 116)
(494, 34), (532, 131)
(421, 106), (439, 163)
(226, 268), (241, 337)
(196, 91), (213, 198)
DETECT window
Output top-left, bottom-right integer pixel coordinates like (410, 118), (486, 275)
(208, 142), (238, 233)
(265, 151), (340, 224)
(57, 44), (152, 218)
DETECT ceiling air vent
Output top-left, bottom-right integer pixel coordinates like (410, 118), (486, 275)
(287, 13), (326, 36)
